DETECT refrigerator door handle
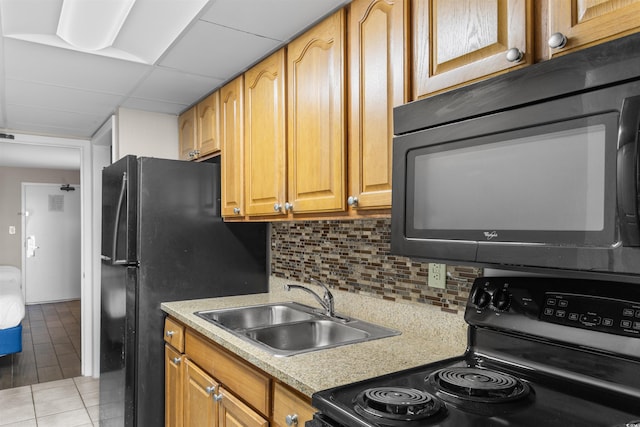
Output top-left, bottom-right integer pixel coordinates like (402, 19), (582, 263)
(112, 172), (133, 265)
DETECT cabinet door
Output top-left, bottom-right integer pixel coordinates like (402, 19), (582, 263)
(348, 0), (408, 211)
(218, 387), (268, 427)
(184, 359), (218, 427)
(548, 0), (640, 58)
(198, 91), (221, 157)
(244, 49), (287, 217)
(272, 383), (316, 427)
(413, 0), (532, 99)
(287, 10), (347, 214)
(179, 107), (197, 161)
(220, 76), (245, 218)
(165, 345), (184, 427)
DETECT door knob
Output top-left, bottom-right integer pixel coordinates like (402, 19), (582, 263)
(505, 48), (523, 63)
(285, 414), (298, 426)
(548, 32), (567, 49)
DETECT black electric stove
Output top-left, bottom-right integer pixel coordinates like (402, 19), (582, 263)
(310, 277), (640, 427)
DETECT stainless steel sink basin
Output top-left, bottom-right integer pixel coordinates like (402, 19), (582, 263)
(194, 302), (400, 356)
(245, 320), (369, 353)
(196, 302), (315, 330)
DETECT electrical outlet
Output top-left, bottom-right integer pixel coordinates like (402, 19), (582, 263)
(428, 263), (446, 288)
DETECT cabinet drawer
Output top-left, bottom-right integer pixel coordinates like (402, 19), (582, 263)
(273, 382), (315, 427)
(185, 329), (271, 415)
(164, 317), (185, 352)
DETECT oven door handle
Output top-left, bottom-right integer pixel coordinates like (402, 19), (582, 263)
(616, 94), (640, 246)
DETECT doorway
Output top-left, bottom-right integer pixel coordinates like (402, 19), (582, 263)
(22, 183), (81, 304)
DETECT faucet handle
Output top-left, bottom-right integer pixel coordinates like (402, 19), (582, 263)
(309, 278), (334, 314)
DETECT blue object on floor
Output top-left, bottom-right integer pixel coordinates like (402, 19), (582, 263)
(0, 323), (22, 356)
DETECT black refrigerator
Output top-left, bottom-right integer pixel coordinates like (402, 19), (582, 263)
(99, 156), (268, 427)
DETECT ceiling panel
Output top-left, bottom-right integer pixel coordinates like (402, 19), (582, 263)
(6, 79), (124, 115)
(201, 0), (350, 41)
(7, 104), (107, 137)
(129, 67), (224, 105)
(4, 38), (151, 94)
(158, 20), (281, 80)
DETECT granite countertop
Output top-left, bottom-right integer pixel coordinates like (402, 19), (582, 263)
(161, 276), (468, 398)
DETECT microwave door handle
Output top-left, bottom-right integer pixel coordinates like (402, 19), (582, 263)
(111, 172), (131, 265)
(616, 95), (640, 246)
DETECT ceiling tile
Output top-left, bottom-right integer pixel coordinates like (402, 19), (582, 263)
(201, 0), (350, 41)
(6, 104), (107, 138)
(6, 79), (124, 115)
(128, 67), (224, 105)
(4, 38), (151, 94)
(159, 20), (280, 80)
(120, 97), (186, 115)
(0, 0), (62, 35)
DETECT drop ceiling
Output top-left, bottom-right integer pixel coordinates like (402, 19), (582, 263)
(0, 0), (351, 142)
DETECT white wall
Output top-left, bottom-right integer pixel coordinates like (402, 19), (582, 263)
(115, 108), (179, 160)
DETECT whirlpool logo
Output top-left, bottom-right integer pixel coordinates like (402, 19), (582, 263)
(483, 231), (498, 240)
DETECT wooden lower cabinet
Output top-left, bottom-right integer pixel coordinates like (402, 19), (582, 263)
(165, 345), (184, 427)
(184, 359), (218, 427)
(219, 386), (269, 427)
(272, 383), (315, 427)
(165, 318), (315, 427)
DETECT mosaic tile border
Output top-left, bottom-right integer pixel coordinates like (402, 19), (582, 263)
(270, 218), (482, 314)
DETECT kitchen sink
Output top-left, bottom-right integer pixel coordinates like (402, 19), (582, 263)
(245, 320), (369, 353)
(196, 302), (315, 330)
(194, 302), (400, 356)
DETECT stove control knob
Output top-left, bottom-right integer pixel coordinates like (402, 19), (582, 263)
(471, 288), (491, 309)
(492, 289), (512, 311)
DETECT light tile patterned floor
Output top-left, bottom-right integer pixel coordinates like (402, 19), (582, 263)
(0, 376), (98, 427)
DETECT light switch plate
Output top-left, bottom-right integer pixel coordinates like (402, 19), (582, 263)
(428, 263), (446, 288)
(9, 226), (15, 235)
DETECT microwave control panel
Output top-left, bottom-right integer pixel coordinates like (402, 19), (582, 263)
(540, 293), (640, 338)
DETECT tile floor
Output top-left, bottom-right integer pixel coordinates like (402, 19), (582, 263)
(0, 376), (99, 427)
(0, 300), (81, 390)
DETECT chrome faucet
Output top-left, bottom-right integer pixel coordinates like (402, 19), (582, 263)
(284, 278), (335, 317)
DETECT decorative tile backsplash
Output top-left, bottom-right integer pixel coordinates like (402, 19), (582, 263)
(270, 218), (482, 315)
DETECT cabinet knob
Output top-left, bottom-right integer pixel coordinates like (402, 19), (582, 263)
(347, 196), (358, 207)
(274, 203), (282, 212)
(548, 32), (568, 49)
(505, 48), (523, 63)
(172, 357), (181, 365)
(284, 202), (293, 212)
(233, 207), (241, 215)
(205, 386), (215, 395)
(285, 414), (299, 426)
(166, 330), (175, 337)
(213, 393), (223, 402)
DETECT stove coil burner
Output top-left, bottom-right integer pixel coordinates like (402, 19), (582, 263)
(355, 387), (443, 421)
(429, 367), (530, 403)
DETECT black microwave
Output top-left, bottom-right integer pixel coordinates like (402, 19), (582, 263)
(391, 34), (640, 276)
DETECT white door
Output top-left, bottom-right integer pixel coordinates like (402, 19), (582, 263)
(22, 183), (81, 304)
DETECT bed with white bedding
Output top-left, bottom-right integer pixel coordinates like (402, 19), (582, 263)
(0, 266), (25, 356)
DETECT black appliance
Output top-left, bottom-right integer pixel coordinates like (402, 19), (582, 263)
(99, 156), (268, 427)
(310, 276), (640, 427)
(391, 33), (640, 275)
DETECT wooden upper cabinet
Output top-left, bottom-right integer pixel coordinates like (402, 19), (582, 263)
(287, 10), (347, 214)
(244, 49), (287, 217)
(413, 0), (533, 99)
(197, 91), (221, 157)
(547, 0), (640, 58)
(220, 76), (245, 218)
(178, 107), (197, 161)
(348, 0), (408, 211)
